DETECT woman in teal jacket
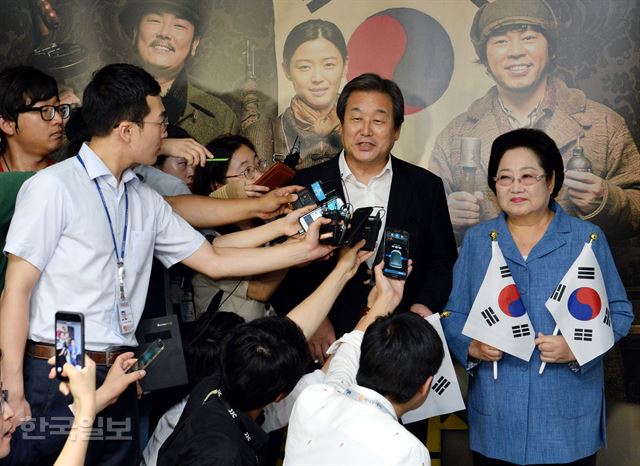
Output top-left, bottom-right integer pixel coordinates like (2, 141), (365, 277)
(442, 128), (633, 465)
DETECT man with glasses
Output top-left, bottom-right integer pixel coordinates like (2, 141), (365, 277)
(0, 66), (67, 174)
(0, 66), (69, 291)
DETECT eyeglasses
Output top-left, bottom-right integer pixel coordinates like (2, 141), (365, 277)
(0, 382), (8, 415)
(19, 104), (71, 121)
(224, 158), (269, 179)
(143, 116), (169, 132)
(493, 173), (546, 187)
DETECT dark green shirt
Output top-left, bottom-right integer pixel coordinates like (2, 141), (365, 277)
(0, 172), (35, 290)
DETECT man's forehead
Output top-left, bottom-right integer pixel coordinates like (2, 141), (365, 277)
(147, 94), (165, 113)
(347, 92), (392, 113)
(24, 94), (59, 107)
(141, 7), (195, 26)
(489, 24), (545, 38)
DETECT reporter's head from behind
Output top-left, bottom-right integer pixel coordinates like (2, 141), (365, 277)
(357, 312), (444, 416)
(157, 316), (311, 465)
(284, 262), (446, 466)
(221, 317), (310, 412)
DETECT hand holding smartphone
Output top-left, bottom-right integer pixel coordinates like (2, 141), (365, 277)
(55, 311), (85, 381)
(382, 228), (410, 280)
(298, 197), (345, 232)
(127, 338), (164, 373)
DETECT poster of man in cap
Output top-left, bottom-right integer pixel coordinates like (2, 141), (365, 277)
(428, 0), (640, 293)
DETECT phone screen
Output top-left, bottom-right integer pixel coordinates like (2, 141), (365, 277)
(383, 228), (409, 279)
(129, 338), (164, 373)
(310, 181), (326, 202)
(55, 312), (85, 380)
(299, 197), (344, 231)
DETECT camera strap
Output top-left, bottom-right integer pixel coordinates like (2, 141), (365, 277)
(203, 388), (256, 448)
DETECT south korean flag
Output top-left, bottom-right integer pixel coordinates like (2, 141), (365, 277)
(462, 237), (535, 362)
(402, 313), (465, 423)
(545, 239), (613, 366)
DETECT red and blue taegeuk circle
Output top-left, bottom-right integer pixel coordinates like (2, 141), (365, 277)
(497, 284), (526, 317)
(567, 287), (602, 321)
(346, 8), (454, 114)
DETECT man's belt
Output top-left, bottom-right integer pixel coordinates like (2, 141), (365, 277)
(26, 340), (131, 367)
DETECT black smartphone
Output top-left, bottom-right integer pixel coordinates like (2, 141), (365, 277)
(55, 311), (85, 381)
(293, 181), (328, 210)
(343, 207), (373, 246)
(382, 228), (410, 279)
(128, 338), (165, 373)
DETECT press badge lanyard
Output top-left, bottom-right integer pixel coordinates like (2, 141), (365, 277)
(341, 387), (396, 419)
(77, 154), (134, 334)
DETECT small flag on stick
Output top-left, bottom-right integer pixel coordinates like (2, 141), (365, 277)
(462, 232), (535, 379)
(544, 234), (613, 367)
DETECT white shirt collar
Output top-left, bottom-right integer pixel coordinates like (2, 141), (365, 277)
(347, 384), (398, 421)
(338, 151), (393, 185)
(78, 142), (139, 185)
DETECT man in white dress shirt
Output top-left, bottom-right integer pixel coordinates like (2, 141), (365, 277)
(284, 264), (445, 466)
(0, 63), (332, 466)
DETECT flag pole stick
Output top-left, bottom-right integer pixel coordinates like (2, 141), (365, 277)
(493, 360), (498, 380)
(538, 325), (559, 374)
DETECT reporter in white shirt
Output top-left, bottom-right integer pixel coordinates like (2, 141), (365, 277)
(285, 263), (444, 466)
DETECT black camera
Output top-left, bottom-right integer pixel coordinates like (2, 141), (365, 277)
(319, 210), (349, 245)
(293, 180), (337, 210)
(360, 213), (382, 251)
(318, 207), (383, 249)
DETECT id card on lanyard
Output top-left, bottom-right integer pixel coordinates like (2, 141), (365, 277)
(77, 155), (135, 335)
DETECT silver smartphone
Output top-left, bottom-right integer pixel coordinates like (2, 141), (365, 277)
(298, 197), (344, 232)
(128, 338), (164, 373)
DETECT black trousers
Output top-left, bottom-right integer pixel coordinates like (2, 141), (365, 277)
(473, 451), (597, 466)
(3, 356), (139, 466)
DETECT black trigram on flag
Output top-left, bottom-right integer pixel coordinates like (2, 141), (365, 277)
(574, 328), (593, 341)
(499, 266), (512, 278)
(512, 324), (531, 338)
(481, 307), (499, 326)
(432, 376), (451, 395)
(550, 284), (566, 302)
(603, 307), (611, 327)
(577, 267), (595, 280)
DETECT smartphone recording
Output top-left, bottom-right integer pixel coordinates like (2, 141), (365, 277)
(382, 228), (410, 279)
(55, 311), (85, 381)
(298, 197), (344, 232)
